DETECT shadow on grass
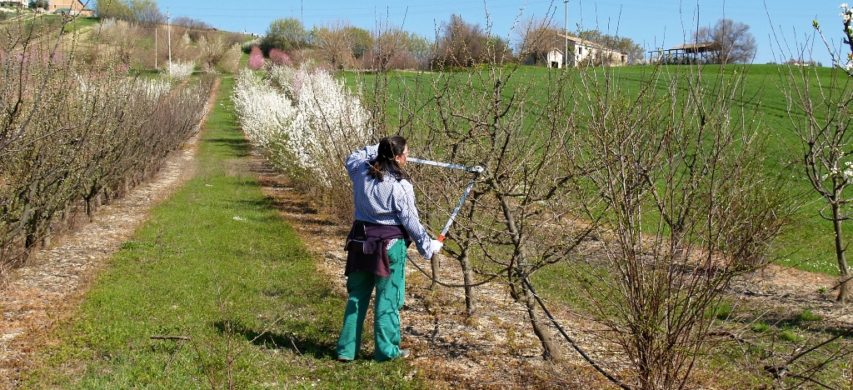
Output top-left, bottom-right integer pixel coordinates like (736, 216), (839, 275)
(230, 197), (338, 228)
(214, 320), (337, 359)
(207, 137), (252, 157)
(756, 314), (852, 338)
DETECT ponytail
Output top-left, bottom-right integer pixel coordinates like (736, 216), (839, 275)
(368, 136), (410, 181)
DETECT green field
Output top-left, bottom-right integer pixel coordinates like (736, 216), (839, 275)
(345, 64), (851, 276)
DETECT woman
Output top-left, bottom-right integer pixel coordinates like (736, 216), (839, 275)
(336, 135), (442, 362)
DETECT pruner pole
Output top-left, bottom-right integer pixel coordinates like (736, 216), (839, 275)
(408, 157), (484, 242)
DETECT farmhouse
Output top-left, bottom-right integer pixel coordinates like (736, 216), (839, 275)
(47, 0), (93, 16)
(538, 33), (628, 68)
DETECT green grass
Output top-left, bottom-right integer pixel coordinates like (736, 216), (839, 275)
(795, 309), (822, 322)
(708, 300), (735, 321)
(750, 322), (770, 333)
(344, 64), (851, 276)
(23, 75), (420, 389)
(63, 16), (98, 33)
(779, 328), (803, 343)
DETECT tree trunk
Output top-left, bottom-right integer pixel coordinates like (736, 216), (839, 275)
(459, 248), (476, 316)
(430, 252), (440, 290)
(831, 202), (850, 303)
(516, 281), (562, 362)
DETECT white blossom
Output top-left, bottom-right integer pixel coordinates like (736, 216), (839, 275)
(232, 65), (372, 188)
(167, 61), (195, 80)
(134, 78), (172, 99)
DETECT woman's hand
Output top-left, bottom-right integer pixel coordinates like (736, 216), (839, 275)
(430, 239), (444, 254)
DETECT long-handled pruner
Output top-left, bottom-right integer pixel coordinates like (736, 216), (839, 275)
(408, 157), (484, 242)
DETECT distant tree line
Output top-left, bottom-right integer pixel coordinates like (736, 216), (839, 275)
(257, 17), (434, 70)
(257, 13), (720, 70)
(95, 0), (211, 30)
(96, 0), (164, 24)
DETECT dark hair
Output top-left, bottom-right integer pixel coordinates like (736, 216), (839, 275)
(368, 136), (410, 181)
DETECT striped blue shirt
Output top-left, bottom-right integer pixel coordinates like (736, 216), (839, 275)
(346, 144), (435, 259)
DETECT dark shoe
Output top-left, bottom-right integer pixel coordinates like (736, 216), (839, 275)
(337, 356), (354, 363)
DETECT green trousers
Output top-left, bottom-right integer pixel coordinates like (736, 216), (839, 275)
(336, 239), (407, 361)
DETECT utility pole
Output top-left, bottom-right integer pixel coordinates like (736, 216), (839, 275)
(154, 25), (158, 69)
(167, 9), (172, 76)
(564, 0), (569, 68)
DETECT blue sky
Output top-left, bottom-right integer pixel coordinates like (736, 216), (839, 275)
(153, 0), (849, 65)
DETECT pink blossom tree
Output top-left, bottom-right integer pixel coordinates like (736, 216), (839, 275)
(268, 48), (291, 66)
(248, 46), (265, 70)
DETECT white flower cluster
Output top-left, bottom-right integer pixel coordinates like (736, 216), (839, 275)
(76, 75), (172, 100)
(267, 65), (295, 91)
(844, 4), (853, 71)
(233, 69), (296, 153)
(821, 160), (853, 183)
(134, 78), (173, 100)
(167, 61), (195, 80)
(233, 66), (371, 187)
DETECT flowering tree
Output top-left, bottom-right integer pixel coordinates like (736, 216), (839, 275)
(248, 46), (264, 70)
(268, 48), (291, 66)
(168, 60), (195, 79)
(232, 65), (372, 220)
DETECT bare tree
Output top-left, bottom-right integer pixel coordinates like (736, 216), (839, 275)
(784, 69), (852, 303)
(0, 22), (213, 271)
(432, 14), (492, 68)
(312, 23), (356, 69)
(695, 19), (757, 64)
(363, 28), (422, 70)
(376, 50), (603, 360)
(573, 64), (788, 388)
(517, 17), (562, 65)
(774, 8), (853, 302)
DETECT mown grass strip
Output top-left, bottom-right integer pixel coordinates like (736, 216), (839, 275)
(24, 75), (419, 389)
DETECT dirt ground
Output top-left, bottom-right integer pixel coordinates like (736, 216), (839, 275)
(251, 154), (853, 388)
(249, 158), (624, 389)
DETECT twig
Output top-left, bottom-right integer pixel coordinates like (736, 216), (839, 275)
(788, 373), (838, 390)
(289, 336), (301, 355)
(151, 335), (192, 341)
(829, 274), (853, 291)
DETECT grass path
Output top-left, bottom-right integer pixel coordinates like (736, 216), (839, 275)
(23, 75), (419, 388)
